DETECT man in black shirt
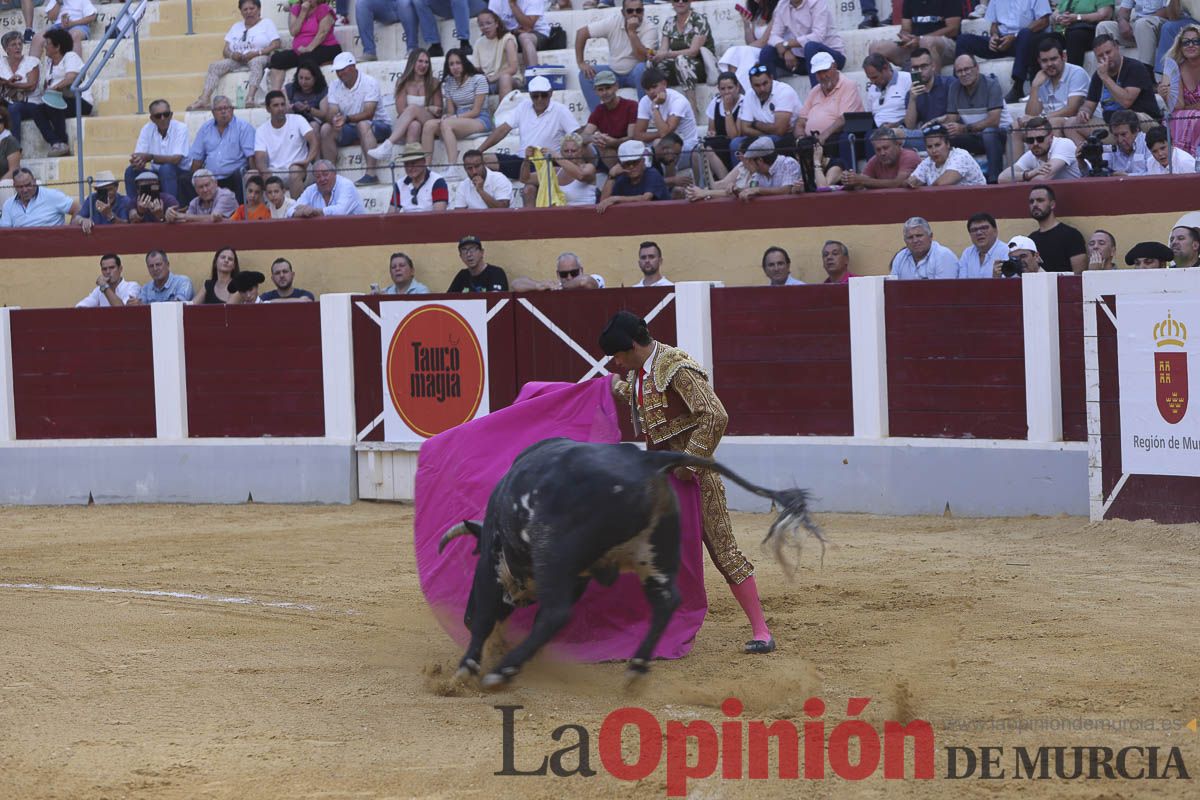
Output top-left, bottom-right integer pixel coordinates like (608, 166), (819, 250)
(447, 235), (510, 293)
(1027, 184), (1087, 274)
(1066, 34), (1160, 146)
(869, 0), (961, 70)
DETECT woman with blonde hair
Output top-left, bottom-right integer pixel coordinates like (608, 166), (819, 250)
(368, 48), (442, 162)
(1158, 24), (1200, 157)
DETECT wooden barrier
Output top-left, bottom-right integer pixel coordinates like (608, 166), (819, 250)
(1058, 276), (1086, 442)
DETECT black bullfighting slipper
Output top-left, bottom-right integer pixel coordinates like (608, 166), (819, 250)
(744, 637), (776, 654)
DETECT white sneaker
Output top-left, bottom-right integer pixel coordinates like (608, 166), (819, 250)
(367, 140), (394, 161)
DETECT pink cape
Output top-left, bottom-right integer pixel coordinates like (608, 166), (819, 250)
(413, 378), (707, 662)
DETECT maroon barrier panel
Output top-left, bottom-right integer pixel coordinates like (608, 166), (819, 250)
(9, 307), (157, 439)
(710, 285), (853, 436)
(1058, 276), (1087, 442)
(885, 279), (1027, 439)
(183, 304), (325, 437)
(352, 290), (675, 442)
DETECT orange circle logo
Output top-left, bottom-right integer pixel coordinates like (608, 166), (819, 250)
(386, 305), (485, 438)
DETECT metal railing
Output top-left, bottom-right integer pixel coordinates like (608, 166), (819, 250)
(187, 0), (194, 35)
(70, 0), (150, 203)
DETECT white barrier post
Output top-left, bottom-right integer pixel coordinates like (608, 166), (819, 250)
(674, 281), (720, 376)
(151, 302), (188, 439)
(0, 308), (15, 442)
(849, 276), (889, 438)
(1022, 271), (1062, 442)
(320, 293), (356, 442)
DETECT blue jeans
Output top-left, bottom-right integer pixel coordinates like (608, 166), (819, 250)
(356, 0), (403, 56)
(861, 0), (877, 14)
(578, 62), (647, 110)
(1158, 18), (1197, 74)
(419, 0), (486, 43)
(951, 127), (1007, 183)
(124, 162), (186, 200)
(6, 100), (40, 144)
(956, 28), (1038, 83)
(757, 42), (846, 86)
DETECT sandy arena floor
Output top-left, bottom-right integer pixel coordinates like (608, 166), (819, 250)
(0, 503), (1196, 799)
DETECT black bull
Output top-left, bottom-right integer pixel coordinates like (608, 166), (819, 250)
(437, 437), (824, 689)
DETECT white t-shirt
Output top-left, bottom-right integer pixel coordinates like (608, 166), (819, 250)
(1012, 135), (1082, 179)
(1145, 146), (1197, 174)
(636, 88), (698, 147)
(0, 55), (42, 103)
(865, 69), (912, 126)
(269, 196), (297, 218)
(135, 119), (189, 159)
(255, 114), (312, 171)
(488, 0), (550, 37)
(46, 0), (98, 23)
(47, 51), (92, 105)
(632, 276), (673, 287)
(453, 168), (512, 208)
(327, 73), (391, 127)
(740, 80), (802, 129)
(76, 279), (139, 308)
(587, 11), (659, 75)
(510, 98), (579, 150)
(912, 147), (987, 186)
(225, 17), (281, 55)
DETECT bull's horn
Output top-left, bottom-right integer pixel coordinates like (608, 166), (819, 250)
(438, 522), (473, 554)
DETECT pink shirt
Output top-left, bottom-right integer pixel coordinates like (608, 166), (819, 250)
(799, 74), (863, 137)
(767, 0), (844, 54)
(291, 3), (338, 50)
(863, 147), (921, 180)
(824, 271), (858, 284)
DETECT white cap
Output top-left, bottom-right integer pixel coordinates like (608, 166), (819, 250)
(744, 136), (775, 158)
(1008, 235), (1038, 254)
(527, 76), (552, 93)
(332, 52), (356, 70)
(617, 140), (646, 162)
(809, 52), (835, 73)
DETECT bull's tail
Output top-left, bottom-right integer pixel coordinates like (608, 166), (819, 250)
(644, 451), (827, 580)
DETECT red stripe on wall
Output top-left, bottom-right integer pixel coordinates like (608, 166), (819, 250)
(1057, 276), (1086, 442)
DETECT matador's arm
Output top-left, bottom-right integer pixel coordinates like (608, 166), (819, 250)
(670, 367), (728, 460)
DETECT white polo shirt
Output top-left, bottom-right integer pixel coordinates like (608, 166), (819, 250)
(741, 80), (802, 129)
(510, 98), (579, 151)
(327, 72), (391, 127)
(866, 69), (912, 126)
(636, 88), (698, 147)
(255, 114), (312, 172)
(1012, 135), (1083, 179)
(135, 119), (189, 160)
(453, 168), (513, 209)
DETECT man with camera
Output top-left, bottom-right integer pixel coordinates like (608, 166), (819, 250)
(1102, 109), (1152, 174)
(78, 171), (133, 226)
(992, 235), (1043, 278)
(998, 115), (1082, 181)
(76, 254), (140, 308)
(902, 47), (955, 149)
(127, 170), (179, 224)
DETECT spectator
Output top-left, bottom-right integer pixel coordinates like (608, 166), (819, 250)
(227, 270), (266, 304)
(890, 216), (959, 278)
(843, 127), (922, 189)
(77, 253), (139, 308)
(512, 252), (606, 290)
(124, 99), (189, 203)
(633, 67), (702, 176)
(388, 142), (450, 213)
(474, 8), (520, 97)
(267, 0), (341, 92)
(447, 234), (510, 292)
(944, 53), (1010, 183)
(359, 0), (452, 62)
(794, 52), (864, 153)
(868, 0), (961, 69)
(127, 170), (178, 224)
(193, 246), (241, 305)
(1095, 0), (1174, 71)
(372, 252), (431, 294)
(733, 136), (801, 200)
(1169, 224), (1200, 267)
(187, 0), (280, 111)
(1104, 108), (1152, 173)
(260, 258), (316, 301)
(581, 70), (639, 171)
(264, 175), (297, 218)
(762, 245), (804, 285)
(0, 107), (22, 195)
(166, 169), (238, 223)
(232, 175), (271, 220)
(654, 0), (716, 104)
(29, 27), (91, 157)
(1027, 183), (1087, 272)
(31, 0), (96, 59)
(1124, 240), (1174, 268)
(632, 240), (672, 286)
(368, 49), (442, 160)
(1087, 228), (1118, 269)
(478, 76), (580, 182)
(761, 0), (845, 85)
(290, 159), (365, 217)
(1159, 25), (1200, 154)
(863, 53), (913, 129)
(1158, 13), (1200, 80)
(187, 96), (256, 203)
(577, 0), (658, 109)
(821, 240), (856, 282)
(1067, 33), (1161, 144)
(322, 52), (392, 187)
(597, 139), (671, 212)
(138, 250), (195, 304)
(734, 63), (802, 156)
(1048, 0), (1114, 66)
(1145, 124), (1197, 171)
(255, 90), (319, 199)
(79, 170), (132, 226)
(489, 0), (551, 69)
(907, 123), (987, 186)
(454, 148), (513, 208)
(522, 132), (598, 205)
(648, 132), (693, 197)
(285, 62), (330, 137)
(0, 31), (41, 144)
(1023, 37), (1090, 128)
(902, 47), (954, 149)
(956, 0), (1052, 104)
(994, 234), (1044, 277)
(420, 48), (491, 169)
(702, 71), (744, 179)
(999, 115), (1082, 181)
(0, 167), (81, 227)
(958, 211), (1009, 277)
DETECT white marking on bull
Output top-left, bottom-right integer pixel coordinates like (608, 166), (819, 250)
(612, 485), (623, 493)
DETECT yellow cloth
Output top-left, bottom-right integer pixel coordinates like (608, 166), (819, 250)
(532, 149), (566, 208)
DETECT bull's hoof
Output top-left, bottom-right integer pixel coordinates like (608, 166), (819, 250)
(623, 658), (650, 691)
(454, 659), (481, 682)
(481, 666), (518, 691)
(744, 637), (777, 655)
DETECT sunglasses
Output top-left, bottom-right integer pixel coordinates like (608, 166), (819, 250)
(152, 111), (173, 119)
(558, 269), (581, 279)
(1183, 38), (1200, 46)
(748, 64), (769, 76)
(624, 7), (644, 14)
(530, 91), (550, 98)
(620, 159), (641, 167)
(1025, 134), (1048, 144)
